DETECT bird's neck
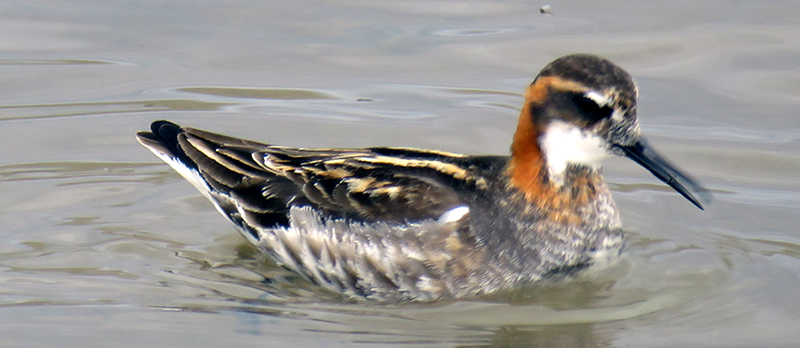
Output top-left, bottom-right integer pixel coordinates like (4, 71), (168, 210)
(507, 97), (607, 224)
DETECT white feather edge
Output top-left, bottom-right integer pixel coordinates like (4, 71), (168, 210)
(143, 145), (261, 246)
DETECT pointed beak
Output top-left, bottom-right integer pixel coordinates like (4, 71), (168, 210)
(614, 139), (711, 210)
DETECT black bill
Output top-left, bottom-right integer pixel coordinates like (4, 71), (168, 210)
(614, 139), (711, 210)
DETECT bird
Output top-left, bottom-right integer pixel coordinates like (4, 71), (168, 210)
(136, 54), (710, 302)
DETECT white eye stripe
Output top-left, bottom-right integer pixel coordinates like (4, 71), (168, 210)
(584, 91), (612, 107)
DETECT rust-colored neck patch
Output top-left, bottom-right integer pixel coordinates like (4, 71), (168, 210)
(506, 76), (600, 224)
(507, 82), (546, 206)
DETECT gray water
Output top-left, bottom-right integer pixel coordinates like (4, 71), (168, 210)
(2, 1), (800, 347)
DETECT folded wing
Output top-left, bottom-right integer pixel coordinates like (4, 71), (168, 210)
(137, 121), (475, 236)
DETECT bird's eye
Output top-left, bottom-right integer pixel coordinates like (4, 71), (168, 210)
(574, 93), (613, 124)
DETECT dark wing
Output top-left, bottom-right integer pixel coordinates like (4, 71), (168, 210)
(138, 121), (486, 230)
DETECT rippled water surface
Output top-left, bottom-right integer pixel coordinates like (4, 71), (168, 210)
(2, 1), (800, 347)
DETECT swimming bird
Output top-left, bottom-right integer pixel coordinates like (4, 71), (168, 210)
(136, 54), (710, 302)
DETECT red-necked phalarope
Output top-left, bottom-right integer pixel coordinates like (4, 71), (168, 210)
(137, 54), (711, 301)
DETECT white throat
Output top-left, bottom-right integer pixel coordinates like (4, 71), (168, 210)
(539, 120), (610, 184)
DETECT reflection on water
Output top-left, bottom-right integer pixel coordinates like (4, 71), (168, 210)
(2, 0), (800, 346)
(430, 28), (519, 37)
(177, 87), (335, 100)
(0, 59), (112, 66)
(0, 100), (230, 122)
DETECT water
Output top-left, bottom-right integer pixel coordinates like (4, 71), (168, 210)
(1, 0), (800, 347)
